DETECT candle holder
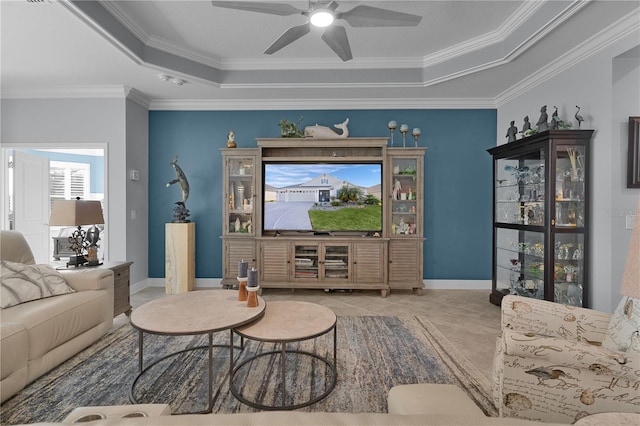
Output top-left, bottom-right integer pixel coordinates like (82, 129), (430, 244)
(400, 124), (409, 148)
(411, 128), (421, 147)
(246, 286), (260, 308)
(237, 277), (248, 301)
(388, 121), (397, 147)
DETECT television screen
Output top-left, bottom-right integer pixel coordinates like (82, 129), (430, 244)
(263, 163), (382, 233)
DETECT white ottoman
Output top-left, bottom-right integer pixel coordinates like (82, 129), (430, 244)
(62, 404), (171, 423)
(387, 384), (486, 416)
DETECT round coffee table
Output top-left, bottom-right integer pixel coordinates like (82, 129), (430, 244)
(129, 290), (265, 413)
(231, 301), (337, 410)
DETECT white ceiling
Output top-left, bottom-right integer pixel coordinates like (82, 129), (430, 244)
(1, 1), (639, 109)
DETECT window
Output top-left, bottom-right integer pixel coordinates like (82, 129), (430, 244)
(50, 161), (90, 206)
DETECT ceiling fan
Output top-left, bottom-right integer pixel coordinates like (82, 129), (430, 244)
(211, 1), (422, 61)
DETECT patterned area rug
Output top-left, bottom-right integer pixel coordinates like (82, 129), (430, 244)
(0, 316), (496, 425)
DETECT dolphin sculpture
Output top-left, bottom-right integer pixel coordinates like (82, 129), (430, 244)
(167, 155), (190, 204)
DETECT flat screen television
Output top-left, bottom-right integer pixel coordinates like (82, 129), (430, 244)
(263, 162), (383, 235)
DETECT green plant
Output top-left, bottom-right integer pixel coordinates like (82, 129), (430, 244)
(337, 185), (363, 203)
(278, 117), (304, 138)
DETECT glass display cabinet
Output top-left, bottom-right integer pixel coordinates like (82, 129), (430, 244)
(488, 130), (593, 307)
(387, 148), (426, 293)
(221, 148), (257, 287)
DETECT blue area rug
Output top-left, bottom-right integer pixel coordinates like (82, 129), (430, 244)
(0, 316), (495, 425)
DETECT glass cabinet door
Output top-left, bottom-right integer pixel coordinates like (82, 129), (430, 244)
(554, 145), (586, 227)
(391, 157), (419, 236)
(552, 233), (585, 306)
(495, 228), (545, 299)
(323, 244), (349, 280)
(294, 244), (318, 279)
(495, 149), (545, 226)
(227, 157), (255, 235)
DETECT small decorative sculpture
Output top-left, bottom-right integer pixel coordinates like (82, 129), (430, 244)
(506, 121), (518, 142)
(575, 106), (584, 128)
(388, 121), (397, 146)
(520, 116), (532, 137)
(536, 105), (549, 132)
(392, 179), (402, 200)
(167, 155), (191, 222)
(550, 106), (559, 130)
(304, 118), (349, 138)
(227, 130), (237, 148)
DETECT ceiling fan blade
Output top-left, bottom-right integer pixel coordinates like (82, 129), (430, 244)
(321, 25), (352, 62)
(338, 5), (422, 27)
(211, 1), (302, 16)
(264, 23), (311, 55)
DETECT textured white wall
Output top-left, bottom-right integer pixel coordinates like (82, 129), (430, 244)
(497, 33), (640, 313)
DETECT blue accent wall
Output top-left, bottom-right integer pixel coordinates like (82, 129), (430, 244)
(148, 109), (496, 280)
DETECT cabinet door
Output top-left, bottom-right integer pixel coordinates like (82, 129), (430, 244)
(224, 153), (256, 236)
(388, 240), (422, 288)
(495, 228), (545, 300)
(494, 148), (546, 226)
(390, 156), (421, 237)
(552, 143), (587, 306)
(322, 244), (350, 281)
(222, 238), (255, 286)
(259, 240), (290, 283)
(293, 243), (319, 280)
(353, 241), (385, 283)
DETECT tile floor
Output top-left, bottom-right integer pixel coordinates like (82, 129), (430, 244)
(118, 286), (502, 380)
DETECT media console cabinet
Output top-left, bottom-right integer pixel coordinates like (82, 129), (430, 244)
(221, 138), (425, 297)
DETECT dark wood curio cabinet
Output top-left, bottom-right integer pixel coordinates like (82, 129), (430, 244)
(488, 130), (593, 307)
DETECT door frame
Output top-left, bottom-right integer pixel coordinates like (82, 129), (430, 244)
(1, 143), (108, 261)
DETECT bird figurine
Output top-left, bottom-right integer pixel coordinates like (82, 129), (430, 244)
(575, 105), (584, 128)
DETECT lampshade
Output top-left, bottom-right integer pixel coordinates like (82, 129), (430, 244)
(620, 197), (640, 299)
(49, 200), (104, 227)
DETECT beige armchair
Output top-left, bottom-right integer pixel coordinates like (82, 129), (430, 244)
(492, 295), (639, 424)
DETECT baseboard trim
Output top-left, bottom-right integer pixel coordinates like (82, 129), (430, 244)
(137, 278), (491, 292)
(424, 279), (492, 290)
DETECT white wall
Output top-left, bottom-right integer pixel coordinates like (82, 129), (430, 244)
(1, 97), (129, 269)
(125, 98), (149, 287)
(497, 32), (640, 313)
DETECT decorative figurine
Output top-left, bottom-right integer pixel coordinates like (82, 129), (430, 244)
(575, 106), (584, 128)
(393, 179), (402, 200)
(167, 155), (191, 222)
(521, 116), (531, 134)
(506, 121), (518, 142)
(536, 105), (549, 132)
(550, 106), (559, 130)
(227, 130), (237, 148)
(304, 118), (349, 138)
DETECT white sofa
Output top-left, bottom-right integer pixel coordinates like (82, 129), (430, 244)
(0, 230), (114, 402)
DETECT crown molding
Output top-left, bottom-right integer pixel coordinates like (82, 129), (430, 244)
(148, 97), (497, 111)
(1, 85), (133, 100)
(495, 8), (640, 107)
(124, 87), (151, 109)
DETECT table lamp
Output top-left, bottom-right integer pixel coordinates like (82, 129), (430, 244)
(49, 198), (105, 266)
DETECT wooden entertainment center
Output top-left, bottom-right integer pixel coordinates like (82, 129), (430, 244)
(220, 138), (425, 297)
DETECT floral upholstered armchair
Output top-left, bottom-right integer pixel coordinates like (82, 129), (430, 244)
(492, 295), (639, 424)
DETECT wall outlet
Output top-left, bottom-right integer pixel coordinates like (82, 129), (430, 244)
(626, 214), (636, 230)
(129, 169), (139, 181)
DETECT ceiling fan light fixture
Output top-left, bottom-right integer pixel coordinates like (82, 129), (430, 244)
(310, 9), (334, 27)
